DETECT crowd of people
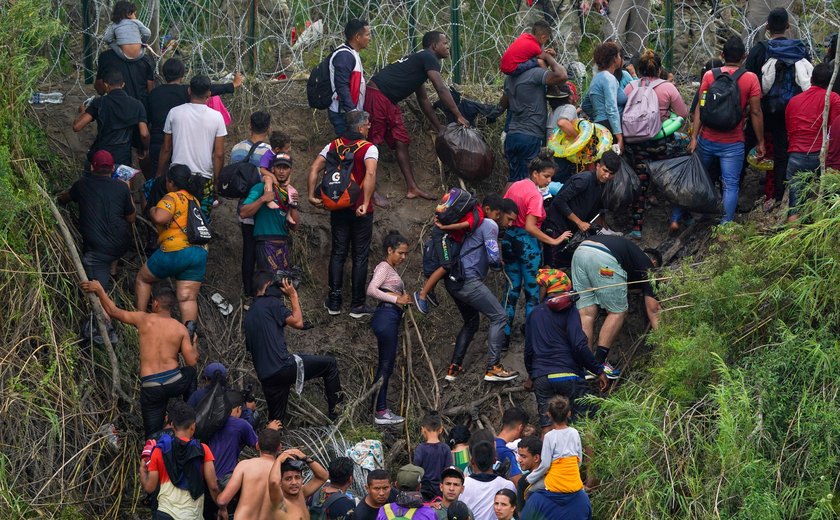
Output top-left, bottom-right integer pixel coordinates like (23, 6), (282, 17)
(56, 1), (840, 518)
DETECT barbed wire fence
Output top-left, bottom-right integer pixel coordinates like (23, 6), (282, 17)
(50, 0), (839, 108)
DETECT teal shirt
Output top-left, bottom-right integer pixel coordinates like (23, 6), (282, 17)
(242, 182), (294, 239)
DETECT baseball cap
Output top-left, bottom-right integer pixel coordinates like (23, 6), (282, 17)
(396, 464), (424, 490)
(203, 362), (228, 380)
(441, 466), (465, 482)
(545, 84), (571, 100)
(271, 153), (293, 168)
(91, 150), (115, 171)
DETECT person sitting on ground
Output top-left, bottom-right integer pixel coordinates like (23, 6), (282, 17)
(139, 401), (224, 519)
(216, 425), (283, 519)
(136, 164), (208, 326)
(524, 268), (609, 427)
(364, 30), (469, 200)
(351, 469), (396, 520)
(433, 467), (474, 520)
(495, 408), (528, 486)
(543, 150), (621, 268)
(545, 84), (578, 183)
(449, 425), (472, 473)
(259, 130), (293, 184)
(240, 153), (300, 273)
(414, 412), (453, 500)
(570, 235), (662, 378)
(102, 1), (150, 60)
(500, 21), (554, 76)
(269, 448), (330, 519)
(525, 397), (590, 510)
(460, 441), (516, 520)
(493, 489), (517, 520)
(310, 457), (358, 520)
(367, 231), (412, 426)
(73, 69), (150, 170)
(414, 189), (485, 313)
(515, 437), (543, 510)
(81, 280), (197, 437)
(57, 149), (135, 343)
(376, 465), (438, 520)
(245, 271), (343, 424)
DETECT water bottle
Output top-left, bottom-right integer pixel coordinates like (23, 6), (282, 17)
(29, 92), (64, 104)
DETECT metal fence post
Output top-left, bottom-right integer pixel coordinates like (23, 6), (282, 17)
(664, 0), (674, 71)
(82, 0), (93, 84)
(408, 0), (418, 51)
(451, 0), (462, 83)
(248, 0), (257, 71)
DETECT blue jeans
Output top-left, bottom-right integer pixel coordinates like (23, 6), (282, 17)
(504, 133), (544, 182)
(786, 152), (820, 216)
(502, 227), (542, 336)
(695, 137), (745, 223)
(328, 110), (347, 136)
(370, 304), (403, 412)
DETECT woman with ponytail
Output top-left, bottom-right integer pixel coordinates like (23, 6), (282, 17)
(366, 230), (411, 425)
(135, 164), (209, 325)
(501, 150), (572, 353)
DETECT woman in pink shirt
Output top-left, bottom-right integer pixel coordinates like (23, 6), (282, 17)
(367, 230), (412, 425)
(502, 150), (572, 343)
(624, 49), (689, 239)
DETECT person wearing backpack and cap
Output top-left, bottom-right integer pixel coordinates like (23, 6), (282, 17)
(308, 110), (378, 319)
(377, 465), (438, 520)
(686, 36), (765, 225)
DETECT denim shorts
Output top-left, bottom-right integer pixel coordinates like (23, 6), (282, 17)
(146, 246), (208, 282)
(571, 242), (628, 313)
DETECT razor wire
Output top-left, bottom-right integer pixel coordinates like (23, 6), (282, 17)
(51, 0), (840, 107)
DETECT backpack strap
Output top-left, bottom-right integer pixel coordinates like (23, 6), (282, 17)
(729, 68), (747, 83)
(404, 508), (417, 519)
(243, 140), (265, 163)
(646, 78), (667, 89)
(384, 504), (397, 520)
(712, 67), (722, 80)
(320, 491), (347, 513)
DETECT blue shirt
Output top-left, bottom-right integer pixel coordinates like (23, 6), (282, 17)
(242, 182), (291, 239)
(582, 70), (627, 134)
(524, 304), (604, 379)
(460, 219), (500, 281)
(495, 438), (522, 479)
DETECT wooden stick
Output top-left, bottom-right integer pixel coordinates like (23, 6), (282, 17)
(406, 307), (441, 410)
(440, 386), (526, 417)
(331, 378), (383, 431)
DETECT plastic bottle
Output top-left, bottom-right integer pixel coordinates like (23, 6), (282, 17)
(29, 92), (64, 104)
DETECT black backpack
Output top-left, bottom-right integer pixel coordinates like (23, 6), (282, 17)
(437, 187), (478, 225)
(699, 68), (746, 131)
(193, 378), (231, 441)
(421, 219), (483, 290)
(186, 197), (213, 245)
(309, 488), (351, 520)
(317, 139), (368, 211)
(307, 46), (351, 110)
(218, 141), (264, 198)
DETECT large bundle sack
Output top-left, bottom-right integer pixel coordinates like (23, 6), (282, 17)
(435, 123), (494, 182)
(601, 157), (641, 211)
(193, 377), (231, 441)
(647, 153), (721, 212)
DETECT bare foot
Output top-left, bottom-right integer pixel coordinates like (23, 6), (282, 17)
(374, 192), (391, 208)
(406, 188), (436, 200)
(787, 214), (799, 223)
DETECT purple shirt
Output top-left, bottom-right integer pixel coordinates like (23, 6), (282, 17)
(208, 416), (258, 478)
(259, 150), (276, 170)
(413, 442), (452, 488)
(376, 504), (437, 520)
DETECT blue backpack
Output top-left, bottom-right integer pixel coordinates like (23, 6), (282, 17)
(760, 40), (812, 116)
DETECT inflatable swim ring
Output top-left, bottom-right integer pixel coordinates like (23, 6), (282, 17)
(651, 115), (684, 141)
(569, 123), (613, 164)
(747, 147), (774, 171)
(548, 120), (594, 158)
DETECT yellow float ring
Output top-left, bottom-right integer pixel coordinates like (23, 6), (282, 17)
(548, 119), (594, 158)
(569, 123), (613, 164)
(747, 147), (774, 171)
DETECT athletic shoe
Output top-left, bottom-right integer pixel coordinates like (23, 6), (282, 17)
(374, 409), (405, 425)
(626, 230), (642, 240)
(603, 362), (621, 380)
(324, 297), (341, 316)
(349, 305), (375, 319)
(584, 371), (596, 381)
(484, 365), (519, 382)
(445, 364), (462, 382)
(413, 291), (430, 314)
(427, 290), (440, 307)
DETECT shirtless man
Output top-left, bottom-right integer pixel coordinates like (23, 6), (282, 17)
(81, 279), (198, 436)
(268, 448), (329, 520)
(216, 426), (283, 519)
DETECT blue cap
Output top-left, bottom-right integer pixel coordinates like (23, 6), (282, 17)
(203, 362), (227, 380)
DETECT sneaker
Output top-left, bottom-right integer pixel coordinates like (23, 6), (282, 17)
(584, 370), (596, 381)
(445, 364), (462, 382)
(413, 291), (430, 314)
(324, 292), (341, 316)
(484, 365), (519, 382)
(626, 230), (642, 240)
(374, 409), (405, 425)
(427, 290), (440, 307)
(349, 304), (375, 319)
(603, 362), (621, 380)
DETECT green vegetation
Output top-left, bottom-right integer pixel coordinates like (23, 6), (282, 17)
(584, 176), (840, 518)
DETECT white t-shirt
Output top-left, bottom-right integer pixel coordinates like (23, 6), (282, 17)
(460, 474), (516, 520)
(164, 103), (227, 178)
(546, 104), (578, 141)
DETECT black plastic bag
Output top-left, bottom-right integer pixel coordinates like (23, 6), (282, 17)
(647, 153), (721, 212)
(601, 157), (641, 211)
(193, 379), (231, 441)
(435, 123), (494, 182)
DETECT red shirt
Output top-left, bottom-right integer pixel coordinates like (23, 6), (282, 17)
(698, 66), (761, 143)
(449, 205), (484, 243)
(500, 33), (541, 75)
(785, 86), (840, 154)
(318, 138), (379, 212)
(828, 115), (840, 169)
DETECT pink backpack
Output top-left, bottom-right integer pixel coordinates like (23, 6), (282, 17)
(621, 78), (665, 143)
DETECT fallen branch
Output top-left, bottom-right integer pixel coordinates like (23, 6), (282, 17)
(406, 307), (441, 410)
(331, 378), (383, 432)
(441, 385), (526, 417)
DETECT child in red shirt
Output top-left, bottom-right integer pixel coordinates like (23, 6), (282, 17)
(500, 21), (553, 75)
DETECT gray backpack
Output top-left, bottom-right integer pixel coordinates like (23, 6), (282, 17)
(621, 78), (666, 143)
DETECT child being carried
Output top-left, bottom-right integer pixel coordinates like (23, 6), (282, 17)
(103, 1), (151, 60)
(525, 396), (584, 494)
